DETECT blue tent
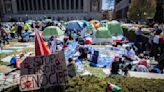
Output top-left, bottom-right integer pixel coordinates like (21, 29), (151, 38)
(80, 20), (93, 28)
(66, 20), (84, 32)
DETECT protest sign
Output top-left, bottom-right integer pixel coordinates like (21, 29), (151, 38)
(19, 51), (68, 91)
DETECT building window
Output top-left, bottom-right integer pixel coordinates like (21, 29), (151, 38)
(5, 2), (12, 13)
(71, 0), (74, 10)
(25, 0), (28, 11)
(76, 0), (78, 10)
(34, 0), (37, 10)
(16, 0), (20, 11)
(29, 0), (32, 10)
(81, 0), (83, 10)
(43, 0), (46, 10)
(47, 0), (51, 10)
(57, 0), (60, 10)
(52, 0), (55, 10)
(38, 0), (41, 10)
(62, 0), (64, 10)
(20, 0), (24, 11)
(66, 0), (69, 10)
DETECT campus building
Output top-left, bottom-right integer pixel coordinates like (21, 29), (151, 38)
(114, 0), (131, 20)
(0, 0), (102, 21)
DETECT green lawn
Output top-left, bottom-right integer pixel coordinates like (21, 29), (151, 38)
(4, 75), (164, 92)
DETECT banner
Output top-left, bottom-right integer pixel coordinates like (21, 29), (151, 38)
(19, 51), (67, 91)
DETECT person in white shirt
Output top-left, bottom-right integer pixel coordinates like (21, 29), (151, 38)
(153, 35), (160, 44)
(150, 33), (160, 58)
(48, 36), (57, 54)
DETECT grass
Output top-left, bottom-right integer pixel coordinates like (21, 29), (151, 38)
(4, 75), (164, 92)
(0, 47), (34, 62)
(0, 61), (10, 65)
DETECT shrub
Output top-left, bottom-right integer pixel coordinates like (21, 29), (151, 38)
(4, 76), (164, 92)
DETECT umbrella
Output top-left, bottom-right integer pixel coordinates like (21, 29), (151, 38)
(42, 26), (64, 38)
(107, 20), (123, 35)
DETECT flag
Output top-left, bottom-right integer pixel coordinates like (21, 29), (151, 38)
(107, 83), (121, 91)
(35, 29), (50, 56)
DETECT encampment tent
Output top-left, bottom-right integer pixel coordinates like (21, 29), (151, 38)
(42, 26), (64, 39)
(66, 20), (84, 32)
(92, 27), (112, 44)
(107, 20), (123, 35)
(89, 20), (100, 29)
(96, 27), (112, 38)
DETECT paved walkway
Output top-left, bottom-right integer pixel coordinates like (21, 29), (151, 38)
(1, 42), (34, 62)
(129, 71), (164, 79)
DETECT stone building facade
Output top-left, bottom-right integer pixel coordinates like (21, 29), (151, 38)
(0, 0), (102, 21)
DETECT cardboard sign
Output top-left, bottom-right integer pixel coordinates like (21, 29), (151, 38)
(19, 51), (68, 91)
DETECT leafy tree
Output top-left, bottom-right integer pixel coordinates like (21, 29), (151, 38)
(128, 0), (156, 21)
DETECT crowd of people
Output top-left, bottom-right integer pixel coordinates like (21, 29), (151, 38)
(1, 20), (164, 78)
(134, 24), (163, 59)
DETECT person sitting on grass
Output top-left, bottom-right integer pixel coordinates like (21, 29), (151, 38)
(78, 45), (88, 60)
(9, 54), (17, 68)
(67, 58), (76, 78)
(137, 54), (149, 68)
(124, 47), (137, 61)
(135, 54), (149, 72)
(111, 56), (120, 75)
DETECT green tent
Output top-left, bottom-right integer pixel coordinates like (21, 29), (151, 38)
(86, 27), (94, 34)
(107, 20), (123, 35)
(96, 27), (112, 38)
(42, 26), (64, 38)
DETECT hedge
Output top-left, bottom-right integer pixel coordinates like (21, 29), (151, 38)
(4, 76), (164, 92)
(122, 27), (149, 42)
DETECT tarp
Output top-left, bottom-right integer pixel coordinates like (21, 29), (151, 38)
(42, 26), (64, 38)
(96, 27), (112, 38)
(107, 20), (123, 35)
(66, 20), (84, 32)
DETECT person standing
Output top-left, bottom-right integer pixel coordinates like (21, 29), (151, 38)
(67, 58), (76, 78)
(10, 25), (16, 39)
(48, 36), (57, 54)
(17, 24), (23, 40)
(135, 27), (143, 54)
(152, 32), (160, 59)
(23, 22), (30, 32)
(135, 27), (143, 44)
(0, 25), (9, 45)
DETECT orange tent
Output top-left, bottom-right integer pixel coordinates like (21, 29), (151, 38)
(89, 20), (100, 29)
